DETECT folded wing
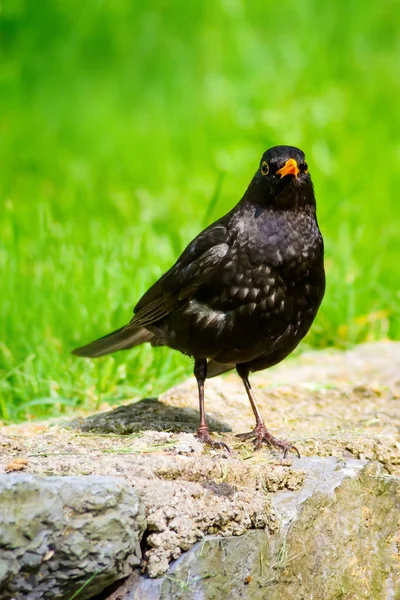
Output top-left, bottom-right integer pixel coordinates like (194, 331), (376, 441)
(128, 223), (230, 329)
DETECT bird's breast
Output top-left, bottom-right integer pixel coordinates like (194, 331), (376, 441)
(197, 212), (324, 345)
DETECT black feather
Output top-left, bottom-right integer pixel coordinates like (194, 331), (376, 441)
(72, 326), (153, 358)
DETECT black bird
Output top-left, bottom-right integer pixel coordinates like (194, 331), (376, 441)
(73, 145), (325, 456)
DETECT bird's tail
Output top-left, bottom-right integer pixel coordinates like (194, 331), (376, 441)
(72, 325), (154, 358)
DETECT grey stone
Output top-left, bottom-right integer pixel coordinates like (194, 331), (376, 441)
(120, 457), (400, 600)
(0, 474), (146, 600)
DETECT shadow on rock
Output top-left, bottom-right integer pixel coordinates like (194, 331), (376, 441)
(70, 397), (231, 435)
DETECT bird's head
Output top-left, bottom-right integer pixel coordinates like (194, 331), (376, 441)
(249, 146), (315, 211)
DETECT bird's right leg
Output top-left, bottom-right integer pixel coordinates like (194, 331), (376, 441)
(194, 358), (230, 452)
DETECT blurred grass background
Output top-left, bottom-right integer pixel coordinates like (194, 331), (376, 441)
(1, 0), (399, 421)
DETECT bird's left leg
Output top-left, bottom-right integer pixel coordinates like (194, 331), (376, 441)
(236, 365), (300, 458)
(194, 358), (230, 452)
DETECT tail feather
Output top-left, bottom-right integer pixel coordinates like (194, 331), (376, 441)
(72, 325), (154, 358)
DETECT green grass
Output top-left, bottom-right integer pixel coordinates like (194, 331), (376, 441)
(1, 0), (399, 421)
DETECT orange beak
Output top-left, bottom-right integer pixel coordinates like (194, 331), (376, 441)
(276, 158), (300, 178)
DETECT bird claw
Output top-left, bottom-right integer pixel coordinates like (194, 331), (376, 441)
(196, 427), (231, 453)
(236, 424), (300, 458)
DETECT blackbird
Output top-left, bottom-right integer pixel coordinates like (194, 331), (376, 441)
(73, 145), (325, 456)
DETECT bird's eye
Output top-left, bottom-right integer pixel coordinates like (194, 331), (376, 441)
(301, 162), (309, 173)
(261, 161), (269, 176)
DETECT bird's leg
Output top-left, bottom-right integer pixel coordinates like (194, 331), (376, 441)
(236, 366), (300, 458)
(194, 358), (230, 452)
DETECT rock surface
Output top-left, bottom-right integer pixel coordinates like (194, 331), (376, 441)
(75, 340), (400, 475)
(0, 475), (145, 600)
(0, 430), (303, 582)
(123, 457), (400, 600)
(0, 341), (400, 599)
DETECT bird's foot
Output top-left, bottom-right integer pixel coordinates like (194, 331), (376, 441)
(196, 426), (231, 453)
(236, 423), (300, 458)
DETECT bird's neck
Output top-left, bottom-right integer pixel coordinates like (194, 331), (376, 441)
(240, 178), (317, 214)
(237, 192), (317, 221)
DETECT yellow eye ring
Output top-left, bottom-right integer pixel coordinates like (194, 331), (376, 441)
(261, 161), (269, 176)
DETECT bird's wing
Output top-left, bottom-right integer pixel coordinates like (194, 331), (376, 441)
(128, 223), (230, 328)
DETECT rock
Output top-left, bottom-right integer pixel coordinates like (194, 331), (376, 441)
(0, 431), (303, 581)
(119, 457), (400, 599)
(0, 474), (146, 600)
(1, 341), (400, 598)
